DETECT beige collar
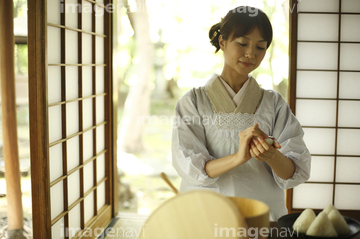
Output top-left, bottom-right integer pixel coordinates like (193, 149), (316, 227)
(219, 75), (250, 106)
(204, 74), (263, 114)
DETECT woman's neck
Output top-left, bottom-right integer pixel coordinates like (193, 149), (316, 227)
(220, 71), (249, 93)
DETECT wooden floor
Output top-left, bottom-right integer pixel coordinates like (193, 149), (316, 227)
(102, 213), (148, 239)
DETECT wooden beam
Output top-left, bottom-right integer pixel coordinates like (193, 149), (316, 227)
(286, 0), (298, 214)
(28, 0), (52, 238)
(104, 0), (118, 216)
(14, 36), (28, 45)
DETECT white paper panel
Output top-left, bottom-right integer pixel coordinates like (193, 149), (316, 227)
(341, 15), (360, 42)
(303, 128), (336, 155)
(82, 66), (93, 97)
(339, 72), (360, 99)
(51, 181), (64, 220)
(66, 101), (79, 136)
(297, 0), (339, 12)
(83, 130), (93, 160)
(47, 0), (60, 25)
(334, 185), (360, 210)
(82, 33), (92, 64)
(68, 171), (80, 206)
(65, 30), (78, 64)
(340, 43), (360, 71)
(293, 183), (333, 209)
(97, 154), (105, 182)
(65, 0), (79, 29)
(47, 26), (61, 64)
(342, 0), (360, 13)
(96, 96), (105, 124)
(338, 101), (360, 127)
(296, 71), (338, 98)
(82, 0), (93, 32)
(50, 144), (63, 182)
(96, 36), (104, 64)
(66, 66), (79, 100)
(336, 157), (360, 183)
(296, 100), (336, 127)
(308, 156), (334, 182)
(67, 136), (80, 171)
(97, 182), (106, 211)
(49, 105), (62, 143)
(96, 125), (105, 153)
(84, 192), (95, 224)
(48, 66), (62, 104)
(83, 98), (93, 129)
(298, 14), (338, 41)
(297, 43), (338, 70)
(51, 217), (65, 239)
(84, 162), (94, 192)
(95, 7), (104, 34)
(94, 5), (105, 31)
(337, 129), (360, 155)
(96, 66), (105, 94)
(68, 204), (81, 238)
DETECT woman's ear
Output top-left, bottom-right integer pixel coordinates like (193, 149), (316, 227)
(219, 35), (226, 51)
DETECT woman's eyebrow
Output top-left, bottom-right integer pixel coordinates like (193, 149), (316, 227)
(242, 36), (267, 42)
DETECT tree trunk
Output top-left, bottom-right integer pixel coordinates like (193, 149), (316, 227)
(118, 0), (154, 153)
(0, 0), (25, 237)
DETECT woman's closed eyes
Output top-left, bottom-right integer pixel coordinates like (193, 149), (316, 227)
(238, 42), (266, 50)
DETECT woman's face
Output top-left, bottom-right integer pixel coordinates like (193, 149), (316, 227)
(219, 27), (268, 78)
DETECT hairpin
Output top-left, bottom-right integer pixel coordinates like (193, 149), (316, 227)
(213, 29), (220, 38)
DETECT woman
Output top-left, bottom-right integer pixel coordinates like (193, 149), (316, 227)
(172, 6), (311, 221)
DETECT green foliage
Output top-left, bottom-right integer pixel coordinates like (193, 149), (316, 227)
(15, 44), (28, 75)
(149, 99), (176, 116)
(13, 0), (27, 18)
(117, 0), (290, 100)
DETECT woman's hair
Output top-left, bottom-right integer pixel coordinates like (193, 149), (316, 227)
(209, 6), (273, 53)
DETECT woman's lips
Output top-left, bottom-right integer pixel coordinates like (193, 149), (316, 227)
(240, 61), (253, 67)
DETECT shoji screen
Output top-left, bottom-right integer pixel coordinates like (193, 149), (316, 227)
(288, 0), (360, 220)
(28, 0), (117, 238)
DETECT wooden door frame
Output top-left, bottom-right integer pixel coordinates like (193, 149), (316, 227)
(286, 0), (298, 215)
(286, 0), (360, 221)
(28, 0), (118, 238)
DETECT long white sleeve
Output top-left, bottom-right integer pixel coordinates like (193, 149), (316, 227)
(172, 89), (219, 187)
(270, 92), (311, 189)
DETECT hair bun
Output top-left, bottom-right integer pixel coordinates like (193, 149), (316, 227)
(209, 22), (221, 53)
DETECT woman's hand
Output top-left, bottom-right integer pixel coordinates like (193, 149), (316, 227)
(250, 135), (295, 180)
(236, 123), (270, 164)
(205, 123), (268, 178)
(206, 123), (293, 179)
(250, 136), (281, 162)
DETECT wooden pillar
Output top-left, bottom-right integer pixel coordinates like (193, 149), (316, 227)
(0, 0), (24, 232)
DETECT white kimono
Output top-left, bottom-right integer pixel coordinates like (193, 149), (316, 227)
(172, 74), (311, 221)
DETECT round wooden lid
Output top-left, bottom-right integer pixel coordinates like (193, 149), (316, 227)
(138, 190), (248, 239)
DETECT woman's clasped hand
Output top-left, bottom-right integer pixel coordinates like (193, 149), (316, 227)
(237, 123), (281, 164)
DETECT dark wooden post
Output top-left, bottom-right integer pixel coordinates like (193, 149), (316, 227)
(0, 0), (25, 235)
(27, 0), (52, 237)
